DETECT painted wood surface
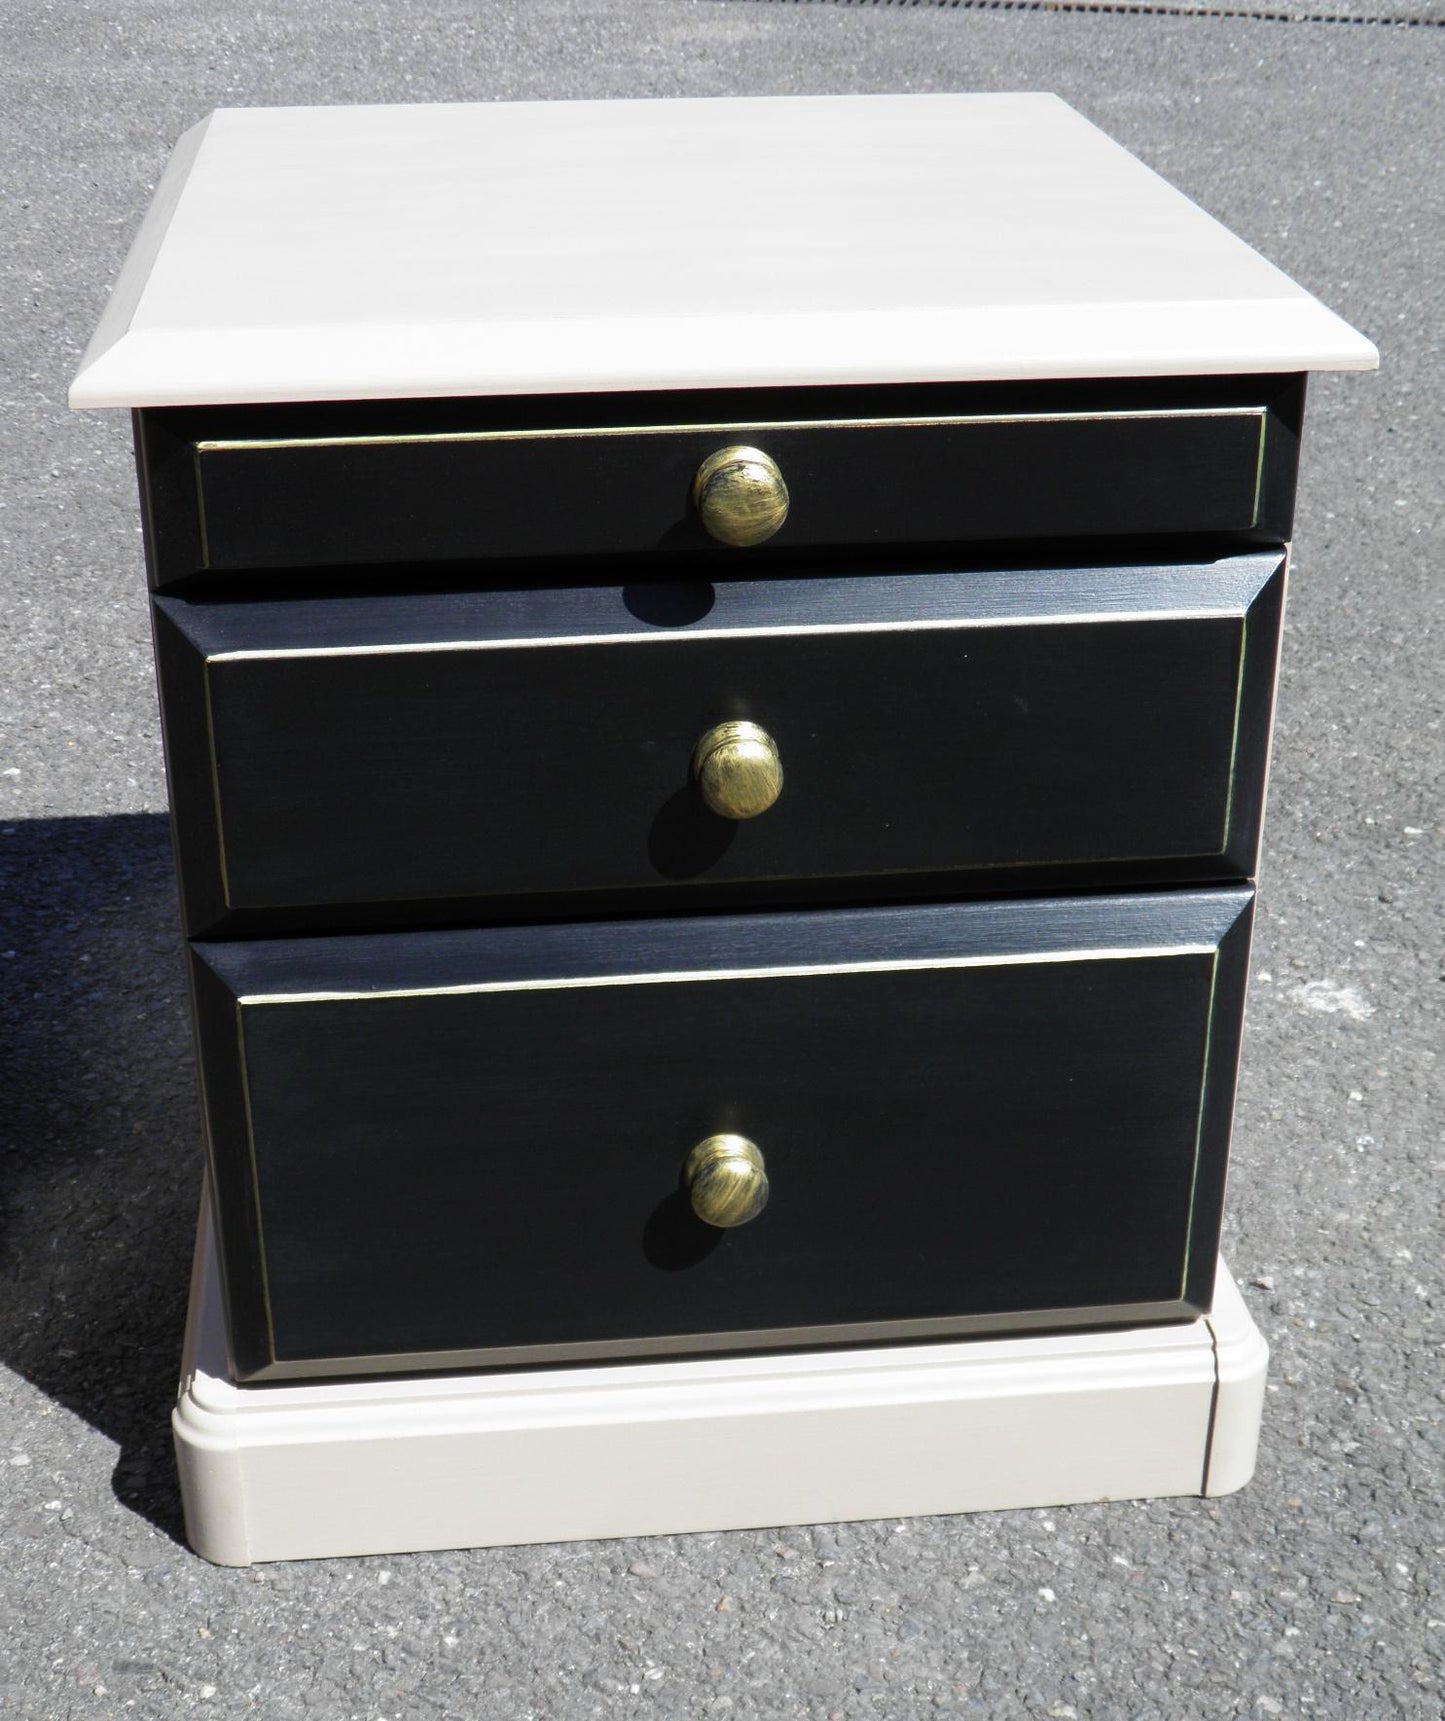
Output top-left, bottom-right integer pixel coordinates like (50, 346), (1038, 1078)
(190, 888), (1252, 1380)
(155, 556), (1283, 937)
(132, 375), (1303, 581)
(173, 1197), (1267, 1565)
(72, 94), (1375, 408)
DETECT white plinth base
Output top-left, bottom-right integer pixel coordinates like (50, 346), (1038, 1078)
(173, 1209), (1267, 1565)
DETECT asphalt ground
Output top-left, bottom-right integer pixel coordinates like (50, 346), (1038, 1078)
(2, 2), (1442, 1717)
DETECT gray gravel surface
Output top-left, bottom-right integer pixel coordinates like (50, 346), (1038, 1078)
(2, 2), (1442, 1717)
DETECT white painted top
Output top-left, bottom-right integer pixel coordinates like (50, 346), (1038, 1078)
(70, 94), (1376, 409)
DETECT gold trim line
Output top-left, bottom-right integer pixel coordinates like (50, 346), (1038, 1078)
(194, 405), (1268, 456)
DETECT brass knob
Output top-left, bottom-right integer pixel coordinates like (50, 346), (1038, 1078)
(691, 720), (783, 820)
(692, 445), (789, 547)
(684, 1134), (769, 1228)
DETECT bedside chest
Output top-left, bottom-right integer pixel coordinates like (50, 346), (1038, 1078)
(72, 94), (1375, 1561)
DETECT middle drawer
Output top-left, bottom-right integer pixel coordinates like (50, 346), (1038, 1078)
(155, 553), (1283, 937)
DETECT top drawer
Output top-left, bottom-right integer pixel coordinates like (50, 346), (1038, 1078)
(135, 377), (1304, 587)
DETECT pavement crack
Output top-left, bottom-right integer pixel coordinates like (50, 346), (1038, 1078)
(734, 0), (1444, 27)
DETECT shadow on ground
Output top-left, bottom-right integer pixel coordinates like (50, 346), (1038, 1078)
(0, 813), (198, 1542)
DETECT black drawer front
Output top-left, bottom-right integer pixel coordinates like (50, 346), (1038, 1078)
(191, 888), (1252, 1382)
(135, 377), (1303, 585)
(156, 556), (1283, 937)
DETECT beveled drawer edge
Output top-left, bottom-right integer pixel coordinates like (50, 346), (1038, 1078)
(196, 604), (1251, 663)
(247, 1295), (1205, 1382)
(199, 662), (233, 910)
(230, 940), (1218, 1007)
(191, 449), (211, 571)
(1222, 607), (1253, 860)
(230, 1000), (279, 1370)
(1179, 952), (1223, 1314)
(193, 404), (1268, 455)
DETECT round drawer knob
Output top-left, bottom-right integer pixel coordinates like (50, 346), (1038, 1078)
(692, 445), (790, 547)
(691, 720), (784, 820)
(684, 1133), (769, 1229)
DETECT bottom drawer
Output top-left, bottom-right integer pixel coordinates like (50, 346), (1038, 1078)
(191, 889), (1253, 1382)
